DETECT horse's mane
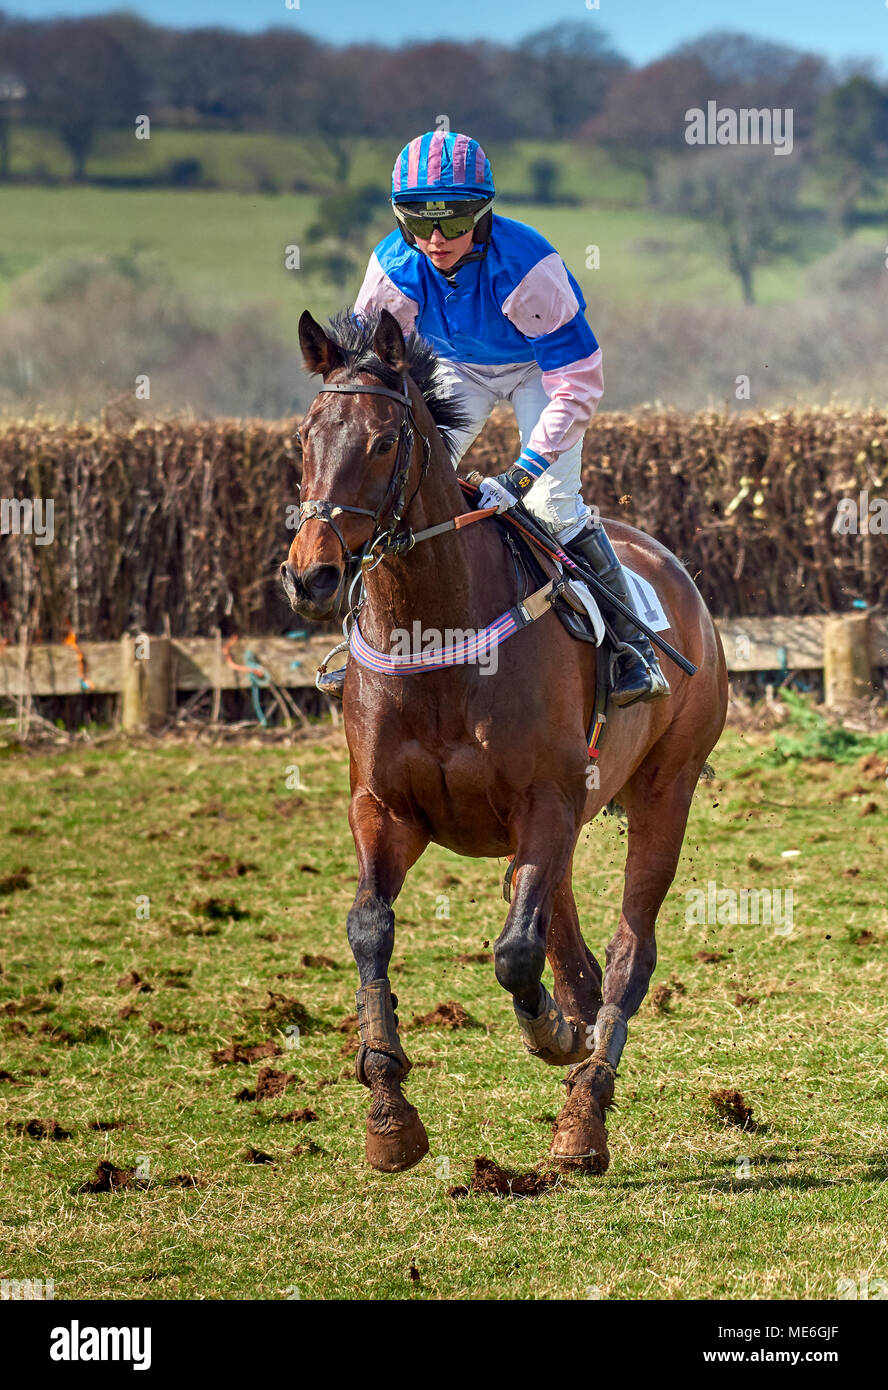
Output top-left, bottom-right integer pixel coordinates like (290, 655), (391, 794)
(324, 309), (470, 460)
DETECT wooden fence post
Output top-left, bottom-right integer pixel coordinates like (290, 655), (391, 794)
(120, 634), (172, 731)
(823, 613), (872, 707)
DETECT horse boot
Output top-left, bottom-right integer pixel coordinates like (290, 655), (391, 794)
(355, 978), (429, 1172)
(570, 521), (670, 707)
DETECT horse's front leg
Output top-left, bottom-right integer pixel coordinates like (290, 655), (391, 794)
(347, 788), (429, 1172)
(495, 794), (586, 1064)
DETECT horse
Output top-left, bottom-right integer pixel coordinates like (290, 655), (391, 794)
(281, 307), (728, 1175)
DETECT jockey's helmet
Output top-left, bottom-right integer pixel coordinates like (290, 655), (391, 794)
(391, 132), (494, 250)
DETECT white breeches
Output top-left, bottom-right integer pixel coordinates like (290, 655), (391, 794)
(433, 358), (592, 541)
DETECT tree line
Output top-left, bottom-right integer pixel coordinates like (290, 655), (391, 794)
(1, 13), (887, 305)
(0, 13), (885, 200)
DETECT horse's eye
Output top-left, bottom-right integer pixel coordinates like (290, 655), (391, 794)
(375, 435), (397, 454)
(293, 430), (304, 451)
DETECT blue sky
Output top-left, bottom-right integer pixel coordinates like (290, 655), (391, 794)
(5, 0), (886, 70)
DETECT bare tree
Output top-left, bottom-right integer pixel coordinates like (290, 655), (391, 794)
(515, 22), (628, 138)
(581, 56), (711, 202)
(15, 19), (145, 179)
(671, 31), (832, 141)
(657, 148), (803, 304)
(814, 75), (888, 232)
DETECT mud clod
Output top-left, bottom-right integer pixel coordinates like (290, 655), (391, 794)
(116, 971), (153, 993)
(268, 1107), (318, 1124)
(234, 1066), (299, 1102)
(211, 1040), (282, 1066)
(191, 897), (249, 921)
(2, 995), (52, 1016)
(263, 993), (313, 1031)
(79, 1161), (140, 1193)
(409, 1000), (477, 1030)
(192, 853), (257, 880)
(649, 984), (672, 1014)
(300, 953), (338, 969)
(241, 1147), (276, 1164)
(709, 1088), (756, 1129)
(0, 866), (31, 894)
(449, 1155), (560, 1199)
(696, 951), (724, 964)
(12, 1117), (71, 1140)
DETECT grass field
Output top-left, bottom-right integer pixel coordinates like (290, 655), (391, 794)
(1, 722), (886, 1301)
(3, 130), (646, 205)
(1, 128), (880, 328)
(0, 185), (862, 331)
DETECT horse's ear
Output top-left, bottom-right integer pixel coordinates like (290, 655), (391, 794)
(299, 311), (343, 377)
(373, 309), (408, 374)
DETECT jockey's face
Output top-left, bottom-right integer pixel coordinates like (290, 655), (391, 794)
(414, 226), (474, 271)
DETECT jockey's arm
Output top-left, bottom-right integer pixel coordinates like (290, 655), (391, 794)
(501, 252), (603, 479)
(354, 252), (419, 337)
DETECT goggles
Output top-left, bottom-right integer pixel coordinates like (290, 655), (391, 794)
(392, 197), (492, 241)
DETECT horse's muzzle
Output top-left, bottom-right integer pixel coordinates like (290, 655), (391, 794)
(280, 560), (343, 619)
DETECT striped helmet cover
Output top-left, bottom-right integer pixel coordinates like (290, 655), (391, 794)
(391, 131), (495, 202)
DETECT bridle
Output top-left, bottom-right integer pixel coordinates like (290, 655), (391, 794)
(295, 379), (432, 570)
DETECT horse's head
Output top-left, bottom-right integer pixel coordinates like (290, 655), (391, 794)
(281, 308), (426, 621)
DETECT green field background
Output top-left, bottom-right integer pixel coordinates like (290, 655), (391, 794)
(1, 726), (885, 1300)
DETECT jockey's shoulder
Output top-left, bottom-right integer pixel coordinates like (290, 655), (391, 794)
(372, 228), (415, 272)
(487, 214), (573, 289)
(490, 212), (557, 260)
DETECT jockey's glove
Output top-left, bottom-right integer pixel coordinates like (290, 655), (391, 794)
(477, 463), (535, 513)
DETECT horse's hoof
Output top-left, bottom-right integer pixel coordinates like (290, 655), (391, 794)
(550, 1145), (610, 1176)
(365, 1103), (429, 1173)
(550, 1093), (610, 1174)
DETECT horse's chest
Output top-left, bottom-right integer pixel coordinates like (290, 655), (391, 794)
(365, 726), (510, 854)
(416, 743), (509, 853)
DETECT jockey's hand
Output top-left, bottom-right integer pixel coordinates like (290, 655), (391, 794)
(477, 464), (534, 513)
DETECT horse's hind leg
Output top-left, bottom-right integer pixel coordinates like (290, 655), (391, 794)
(346, 790), (429, 1172)
(550, 757), (701, 1173)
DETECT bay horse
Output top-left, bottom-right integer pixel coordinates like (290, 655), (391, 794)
(282, 308), (728, 1174)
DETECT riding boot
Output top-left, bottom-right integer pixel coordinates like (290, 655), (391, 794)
(569, 521), (670, 707)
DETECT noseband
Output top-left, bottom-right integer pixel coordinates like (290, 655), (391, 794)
(296, 380), (432, 567)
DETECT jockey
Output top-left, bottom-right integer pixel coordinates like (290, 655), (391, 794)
(318, 130), (669, 707)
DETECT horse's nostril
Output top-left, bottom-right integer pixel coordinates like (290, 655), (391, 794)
(304, 563), (341, 603)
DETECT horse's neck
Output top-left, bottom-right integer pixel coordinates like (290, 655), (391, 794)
(359, 435), (512, 646)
